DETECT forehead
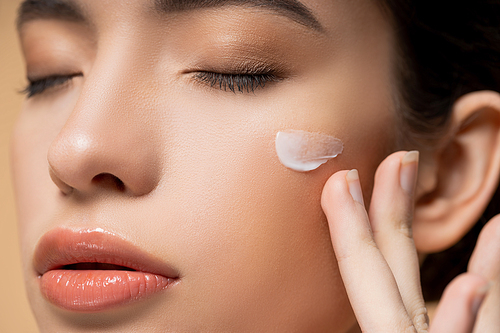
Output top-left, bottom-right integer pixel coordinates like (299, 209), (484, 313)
(17, 0), (327, 32)
(17, 0), (388, 35)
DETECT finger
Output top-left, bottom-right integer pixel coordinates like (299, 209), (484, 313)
(472, 279), (499, 333)
(468, 214), (500, 280)
(468, 215), (500, 332)
(322, 169), (415, 332)
(369, 151), (428, 331)
(430, 273), (490, 333)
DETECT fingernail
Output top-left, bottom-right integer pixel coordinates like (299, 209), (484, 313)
(472, 282), (491, 314)
(346, 169), (364, 206)
(400, 151), (419, 195)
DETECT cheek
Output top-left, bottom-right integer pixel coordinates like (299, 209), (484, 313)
(133, 88), (389, 329)
(118, 66), (392, 327)
(142, 129), (356, 330)
(11, 87), (81, 269)
(154, 59), (395, 327)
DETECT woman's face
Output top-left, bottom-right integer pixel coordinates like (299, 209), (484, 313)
(12, 0), (396, 331)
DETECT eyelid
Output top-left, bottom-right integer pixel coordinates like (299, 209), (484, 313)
(192, 71), (283, 93)
(185, 59), (288, 93)
(185, 58), (289, 76)
(22, 73), (82, 98)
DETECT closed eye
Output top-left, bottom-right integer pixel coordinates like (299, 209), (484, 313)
(22, 74), (82, 98)
(194, 71), (282, 93)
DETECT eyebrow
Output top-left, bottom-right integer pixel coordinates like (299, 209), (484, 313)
(17, 0), (323, 32)
(17, 0), (85, 31)
(154, 0), (324, 31)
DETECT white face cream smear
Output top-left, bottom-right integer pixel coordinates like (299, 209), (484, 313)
(275, 130), (344, 172)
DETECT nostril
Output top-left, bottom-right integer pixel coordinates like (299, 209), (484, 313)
(49, 165), (74, 195)
(92, 173), (126, 192)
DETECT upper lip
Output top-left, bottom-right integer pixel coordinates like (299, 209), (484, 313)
(33, 227), (180, 279)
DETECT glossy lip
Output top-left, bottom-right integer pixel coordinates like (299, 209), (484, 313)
(34, 227), (180, 312)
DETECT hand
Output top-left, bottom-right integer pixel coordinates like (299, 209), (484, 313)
(428, 215), (500, 333)
(321, 151), (492, 333)
(467, 215), (500, 332)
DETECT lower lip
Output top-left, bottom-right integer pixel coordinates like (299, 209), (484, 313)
(40, 270), (175, 312)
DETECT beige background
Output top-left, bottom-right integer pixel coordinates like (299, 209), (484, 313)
(0, 0), (38, 331)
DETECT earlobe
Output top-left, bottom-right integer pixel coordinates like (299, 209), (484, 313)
(413, 91), (500, 253)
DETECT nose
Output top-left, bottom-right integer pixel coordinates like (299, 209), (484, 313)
(47, 64), (162, 197)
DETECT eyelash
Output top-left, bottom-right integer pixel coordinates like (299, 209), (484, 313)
(22, 74), (80, 98)
(22, 70), (282, 98)
(194, 72), (282, 93)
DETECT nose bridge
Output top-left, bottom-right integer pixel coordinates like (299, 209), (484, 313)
(47, 44), (162, 197)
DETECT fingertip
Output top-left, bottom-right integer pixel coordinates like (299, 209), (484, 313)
(400, 151), (419, 195)
(370, 151), (410, 220)
(441, 273), (490, 315)
(373, 151), (408, 183)
(321, 170), (350, 211)
(431, 273), (490, 333)
(321, 169), (371, 240)
(346, 169), (365, 206)
(471, 282), (491, 314)
(442, 273), (489, 299)
(468, 214), (500, 279)
(402, 150), (420, 166)
(371, 151), (408, 203)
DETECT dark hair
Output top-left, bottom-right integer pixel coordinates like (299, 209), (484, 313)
(381, 0), (500, 300)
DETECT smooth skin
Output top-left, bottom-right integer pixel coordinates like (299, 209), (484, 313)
(11, 0), (500, 331)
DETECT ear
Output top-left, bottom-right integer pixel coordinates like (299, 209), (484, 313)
(413, 91), (500, 253)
